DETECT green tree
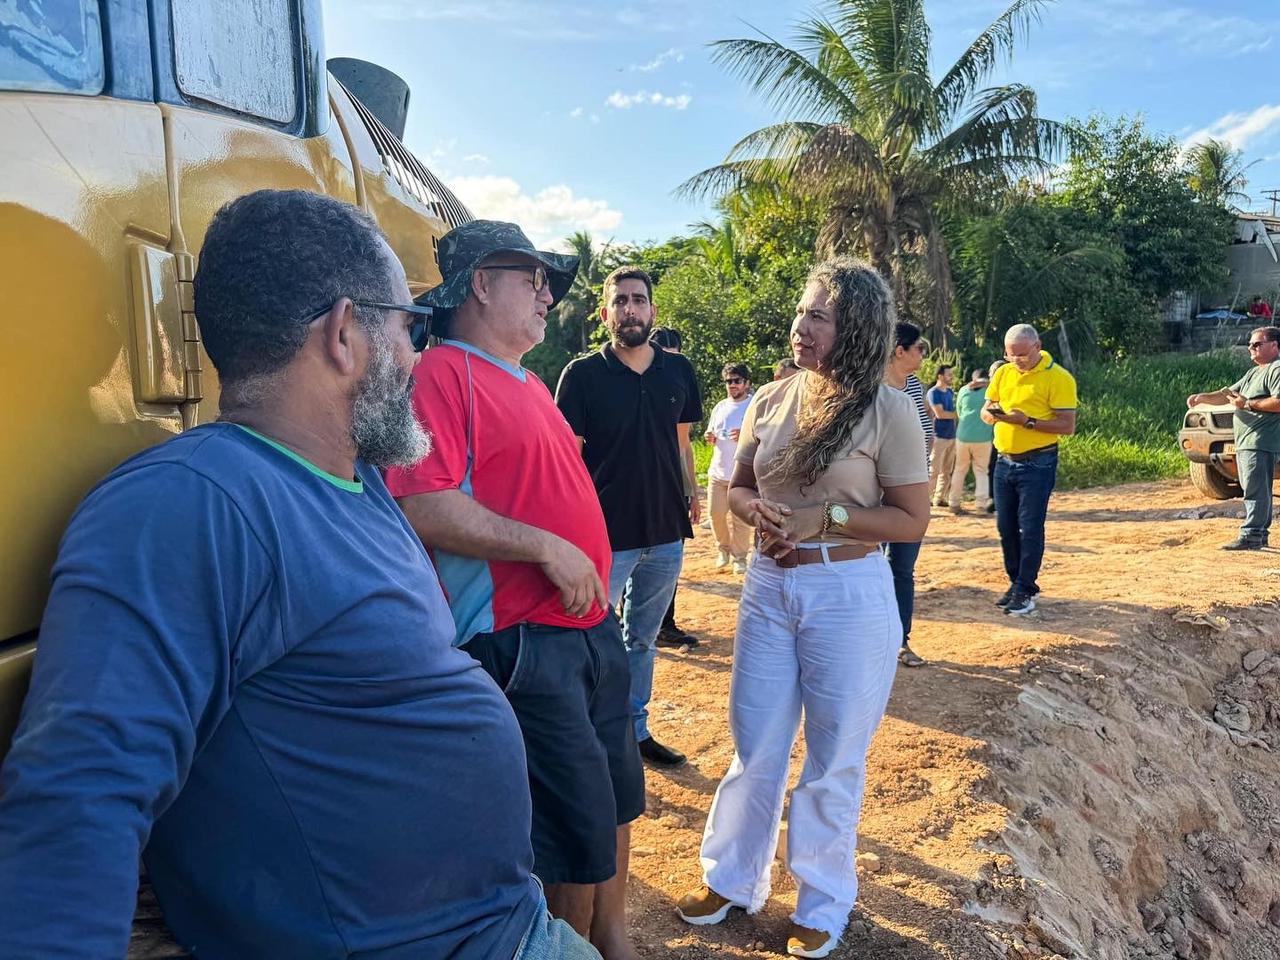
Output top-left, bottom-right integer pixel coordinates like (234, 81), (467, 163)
(1186, 137), (1255, 211)
(1054, 116), (1232, 309)
(682, 0), (1071, 342)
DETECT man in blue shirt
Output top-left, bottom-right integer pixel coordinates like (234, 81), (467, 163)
(0, 191), (599, 960)
(926, 365), (957, 506)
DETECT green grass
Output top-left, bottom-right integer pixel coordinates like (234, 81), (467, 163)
(1059, 350), (1246, 489)
(693, 351), (1250, 491)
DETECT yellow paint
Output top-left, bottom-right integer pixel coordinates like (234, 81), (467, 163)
(1, 79), (454, 726)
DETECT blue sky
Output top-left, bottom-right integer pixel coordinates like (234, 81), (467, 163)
(322, 0), (1280, 249)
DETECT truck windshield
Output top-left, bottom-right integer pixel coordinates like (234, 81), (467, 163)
(0, 0), (104, 95)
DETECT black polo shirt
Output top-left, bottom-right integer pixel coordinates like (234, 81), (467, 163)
(556, 344), (703, 552)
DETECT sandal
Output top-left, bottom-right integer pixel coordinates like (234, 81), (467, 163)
(898, 645), (926, 668)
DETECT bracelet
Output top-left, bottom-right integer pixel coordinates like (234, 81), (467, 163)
(820, 502), (832, 537)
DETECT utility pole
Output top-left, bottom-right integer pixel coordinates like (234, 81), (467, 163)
(1262, 189), (1280, 217)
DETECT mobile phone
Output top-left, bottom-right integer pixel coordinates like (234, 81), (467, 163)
(988, 403), (1005, 415)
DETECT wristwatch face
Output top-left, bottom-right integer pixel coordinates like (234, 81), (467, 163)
(831, 504), (849, 525)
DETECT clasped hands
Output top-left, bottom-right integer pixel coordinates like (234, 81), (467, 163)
(746, 498), (824, 559)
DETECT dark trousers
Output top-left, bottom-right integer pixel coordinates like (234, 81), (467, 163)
(993, 447), (1059, 594)
(884, 540), (922, 645)
(661, 586), (679, 630)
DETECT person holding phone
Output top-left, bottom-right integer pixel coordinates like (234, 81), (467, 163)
(983, 324), (1078, 616)
(1187, 325), (1280, 550)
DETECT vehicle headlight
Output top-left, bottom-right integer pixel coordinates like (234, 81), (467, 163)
(1186, 413), (1206, 428)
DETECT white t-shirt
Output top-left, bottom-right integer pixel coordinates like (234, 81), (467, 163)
(706, 394), (753, 481)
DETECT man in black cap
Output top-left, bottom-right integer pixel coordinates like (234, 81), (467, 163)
(388, 221), (644, 960)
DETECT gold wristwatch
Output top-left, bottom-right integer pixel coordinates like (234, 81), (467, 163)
(822, 502), (849, 536)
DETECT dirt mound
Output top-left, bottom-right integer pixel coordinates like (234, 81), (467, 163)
(975, 606), (1280, 960)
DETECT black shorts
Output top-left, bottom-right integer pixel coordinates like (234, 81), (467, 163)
(465, 615), (646, 885)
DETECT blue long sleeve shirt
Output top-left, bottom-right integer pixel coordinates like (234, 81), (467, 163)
(0, 424), (539, 959)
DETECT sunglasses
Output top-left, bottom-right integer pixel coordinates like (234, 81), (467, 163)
(723, 377), (746, 384)
(1249, 339), (1274, 350)
(298, 299), (435, 352)
(481, 264), (548, 292)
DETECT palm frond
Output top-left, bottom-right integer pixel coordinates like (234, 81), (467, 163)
(709, 33), (860, 123)
(933, 0), (1052, 124)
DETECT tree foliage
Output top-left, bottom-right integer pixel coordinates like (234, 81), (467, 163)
(682, 0), (1071, 342)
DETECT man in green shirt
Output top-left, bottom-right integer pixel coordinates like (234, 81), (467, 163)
(949, 368), (994, 514)
(1188, 326), (1280, 549)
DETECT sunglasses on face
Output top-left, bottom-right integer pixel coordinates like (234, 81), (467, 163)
(298, 299), (435, 352)
(481, 264), (548, 292)
(724, 377), (746, 384)
(1249, 339), (1275, 350)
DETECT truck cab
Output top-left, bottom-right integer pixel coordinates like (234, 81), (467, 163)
(0, 0), (469, 754)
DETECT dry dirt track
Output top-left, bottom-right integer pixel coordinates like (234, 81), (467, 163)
(628, 479), (1280, 960)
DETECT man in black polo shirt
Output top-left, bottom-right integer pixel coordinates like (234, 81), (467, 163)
(556, 267), (702, 767)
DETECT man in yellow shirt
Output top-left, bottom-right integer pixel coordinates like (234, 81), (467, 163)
(981, 324), (1078, 616)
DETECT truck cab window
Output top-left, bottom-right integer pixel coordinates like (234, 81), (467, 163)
(171, 0), (297, 124)
(0, 0), (104, 94)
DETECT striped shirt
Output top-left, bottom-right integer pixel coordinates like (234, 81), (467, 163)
(900, 374), (934, 457)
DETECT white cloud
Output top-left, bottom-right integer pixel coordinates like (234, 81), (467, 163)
(1067, 3), (1278, 56)
(462, 153), (490, 166)
(630, 48), (684, 72)
(569, 106), (585, 119)
(605, 89), (692, 110)
(1186, 104), (1280, 151)
(445, 175), (623, 249)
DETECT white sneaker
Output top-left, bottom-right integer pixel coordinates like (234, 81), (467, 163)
(715, 548), (731, 570)
(732, 559), (748, 575)
(787, 924), (839, 958)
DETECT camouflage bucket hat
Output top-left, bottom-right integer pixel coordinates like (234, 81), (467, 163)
(415, 220), (580, 312)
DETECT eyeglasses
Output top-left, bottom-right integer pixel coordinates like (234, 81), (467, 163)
(723, 377), (746, 384)
(481, 264), (548, 292)
(1249, 339), (1274, 350)
(298, 299), (435, 352)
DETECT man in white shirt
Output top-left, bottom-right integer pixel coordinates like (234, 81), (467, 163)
(703, 362), (754, 574)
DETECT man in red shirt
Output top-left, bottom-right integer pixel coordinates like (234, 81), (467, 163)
(386, 221), (643, 960)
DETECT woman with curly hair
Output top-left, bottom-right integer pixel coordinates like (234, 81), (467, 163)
(675, 258), (930, 957)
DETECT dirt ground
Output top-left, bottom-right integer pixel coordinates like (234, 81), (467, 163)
(628, 478), (1280, 960)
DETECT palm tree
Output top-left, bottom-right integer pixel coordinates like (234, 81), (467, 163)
(681, 0), (1071, 342)
(1186, 138), (1255, 211)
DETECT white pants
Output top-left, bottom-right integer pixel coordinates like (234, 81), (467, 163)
(949, 441), (992, 509)
(699, 549), (900, 938)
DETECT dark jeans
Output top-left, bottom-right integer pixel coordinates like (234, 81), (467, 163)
(993, 446), (1059, 594)
(884, 540), (922, 646)
(1237, 448), (1277, 542)
(661, 586), (679, 630)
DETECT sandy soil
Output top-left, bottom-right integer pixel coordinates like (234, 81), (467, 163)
(628, 478), (1280, 959)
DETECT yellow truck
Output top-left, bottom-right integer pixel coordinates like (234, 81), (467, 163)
(0, 0), (469, 759)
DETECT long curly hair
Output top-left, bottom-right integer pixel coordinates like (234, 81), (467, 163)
(765, 257), (895, 488)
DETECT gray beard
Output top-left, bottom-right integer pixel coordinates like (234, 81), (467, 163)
(351, 328), (431, 468)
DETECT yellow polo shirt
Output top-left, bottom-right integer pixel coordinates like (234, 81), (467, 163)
(985, 351), (1077, 454)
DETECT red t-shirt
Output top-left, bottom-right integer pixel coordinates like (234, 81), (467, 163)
(385, 341), (611, 644)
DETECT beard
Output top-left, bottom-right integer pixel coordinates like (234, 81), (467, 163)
(614, 316), (653, 348)
(351, 326), (432, 469)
